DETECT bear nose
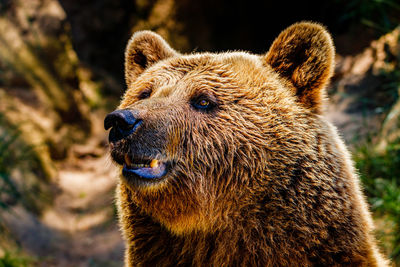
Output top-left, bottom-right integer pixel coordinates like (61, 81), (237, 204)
(104, 109), (142, 142)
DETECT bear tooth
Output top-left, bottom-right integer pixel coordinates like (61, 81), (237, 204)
(124, 154), (132, 166)
(150, 159), (159, 168)
(132, 164), (148, 168)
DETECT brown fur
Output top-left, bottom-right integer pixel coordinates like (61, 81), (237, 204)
(109, 22), (389, 266)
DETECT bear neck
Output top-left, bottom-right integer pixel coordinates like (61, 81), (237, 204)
(128, 210), (270, 266)
(124, 188), (277, 266)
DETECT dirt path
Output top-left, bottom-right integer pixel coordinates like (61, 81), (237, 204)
(2, 131), (124, 266)
(43, 151), (124, 267)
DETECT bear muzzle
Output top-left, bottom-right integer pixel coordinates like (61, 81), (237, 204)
(105, 109), (171, 184)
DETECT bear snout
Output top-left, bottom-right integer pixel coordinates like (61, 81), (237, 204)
(104, 109), (143, 143)
(106, 108), (173, 183)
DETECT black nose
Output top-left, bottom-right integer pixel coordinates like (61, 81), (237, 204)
(104, 109), (142, 142)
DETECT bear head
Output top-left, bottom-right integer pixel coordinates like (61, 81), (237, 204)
(105, 22), (334, 235)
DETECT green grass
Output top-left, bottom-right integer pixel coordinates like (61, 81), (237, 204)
(0, 115), (24, 211)
(0, 115), (52, 266)
(0, 113), (53, 215)
(0, 251), (32, 267)
(355, 138), (400, 263)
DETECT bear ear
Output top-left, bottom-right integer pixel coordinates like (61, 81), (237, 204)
(263, 22), (335, 113)
(125, 31), (178, 86)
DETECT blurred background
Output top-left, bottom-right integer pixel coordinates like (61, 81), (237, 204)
(0, 0), (399, 266)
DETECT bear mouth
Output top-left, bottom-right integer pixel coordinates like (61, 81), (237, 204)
(122, 154), (169, 181)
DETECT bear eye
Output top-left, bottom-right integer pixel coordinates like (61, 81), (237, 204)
(191, 96), (215, 112)
(138, 89), (151, 100)
(198, 99), (210, 107)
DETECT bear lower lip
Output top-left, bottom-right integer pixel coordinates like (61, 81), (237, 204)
(122, 161), (167, 180)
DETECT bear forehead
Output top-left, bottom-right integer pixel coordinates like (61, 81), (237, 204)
(164, 52), (263, 72)
(125, 51), (286, 99)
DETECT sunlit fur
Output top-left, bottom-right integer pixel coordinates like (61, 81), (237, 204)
(113, 22), (389, 266)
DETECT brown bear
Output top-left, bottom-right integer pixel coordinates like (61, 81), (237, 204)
(105, 22), (389, 266)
